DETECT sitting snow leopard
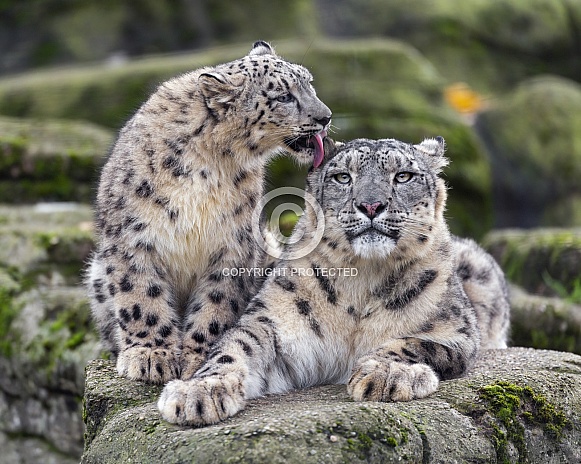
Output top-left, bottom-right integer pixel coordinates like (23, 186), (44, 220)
(86, 41), (332, 384)
(158, 136), (510, 426)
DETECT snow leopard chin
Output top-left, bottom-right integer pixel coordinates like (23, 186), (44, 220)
(351, 230), (396, 260)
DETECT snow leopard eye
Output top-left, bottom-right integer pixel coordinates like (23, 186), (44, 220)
(276, 93), (295, 103)
(333, 173), (352, 185)
(395, 172), (413, 183)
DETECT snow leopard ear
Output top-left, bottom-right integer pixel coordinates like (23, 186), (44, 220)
(198, 72), (244, 114)
(322, 137), (340, 164)
(249, 40), (277, 57)
(414, 136), (449, 172)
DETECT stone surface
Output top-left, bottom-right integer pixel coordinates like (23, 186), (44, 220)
(81, 348), (581, 463)
(0, 285), (100, 464)
(0, 204), (99, 464)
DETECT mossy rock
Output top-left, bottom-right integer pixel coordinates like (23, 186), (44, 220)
(509, 285), (581, 355)
(0, 285), (99, 463)
(0, 204), (94, 287)
(0, 116), (112, 203)
(0, 204), (98, 463)
(483, 228), (581, 299)
(475, 76), (581, 229)
(81, 348), (581, 463)
(0, 38), (493, 238)
(320, 0), (581, 92)
(3, 285), (98, 382)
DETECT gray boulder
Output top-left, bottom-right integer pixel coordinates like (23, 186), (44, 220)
(475, 76), (581, 229)
(0, 116), (112, 203)
(484, 226), (581, 362)
(82, 348), (581, 463)
(509, 285), (581, 355)
(0, 285), (100, 464)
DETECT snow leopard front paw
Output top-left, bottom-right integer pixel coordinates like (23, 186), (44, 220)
(348, 359), (439, 402)
(158, 373), (246, 426)
(116, 347), (180, 384)
(178, 349), (207, 380)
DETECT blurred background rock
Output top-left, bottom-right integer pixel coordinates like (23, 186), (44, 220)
(0, 1), (579, 462)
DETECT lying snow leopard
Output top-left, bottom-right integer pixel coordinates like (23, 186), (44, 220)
(158, 136), (510, 426)
(86, 41), (332, 384)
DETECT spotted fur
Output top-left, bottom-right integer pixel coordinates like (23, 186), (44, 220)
(86, 41), (331, 383)
(158, 136), (510, 425)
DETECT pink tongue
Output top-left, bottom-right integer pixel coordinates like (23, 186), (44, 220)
(311, 131), (326, 168)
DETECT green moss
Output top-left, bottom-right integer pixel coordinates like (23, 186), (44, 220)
(65, 331), (86, 349)
(0, 136), (28, 170)
(386, 436), (398, 447)
(357, 432), (373, 448)
(0, 177), (95, 204)
(143, 420), (162, 435)
(344, 434), (373, 461)
(525, 328), (577, 354)
(399, 428), (409, 444)
(35, 228), (94, 265)
(276, 210), (301, 237)
(478, 381), (569, 463)
(0, 287), (19, 356)
(0, 267), (24, 356)
(321, 415), (410, 461)
(21, 291), (94, 378)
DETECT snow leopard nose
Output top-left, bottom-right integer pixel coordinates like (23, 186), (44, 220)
(357, 201), (385, 219)
(314, 115), (331, 127)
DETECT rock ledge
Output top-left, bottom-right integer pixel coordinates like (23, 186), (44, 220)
(82, 348), (581, 463)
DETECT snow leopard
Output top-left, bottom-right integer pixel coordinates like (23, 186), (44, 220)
(86, 41), (332, 383)
(157, 136), (510, 426)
